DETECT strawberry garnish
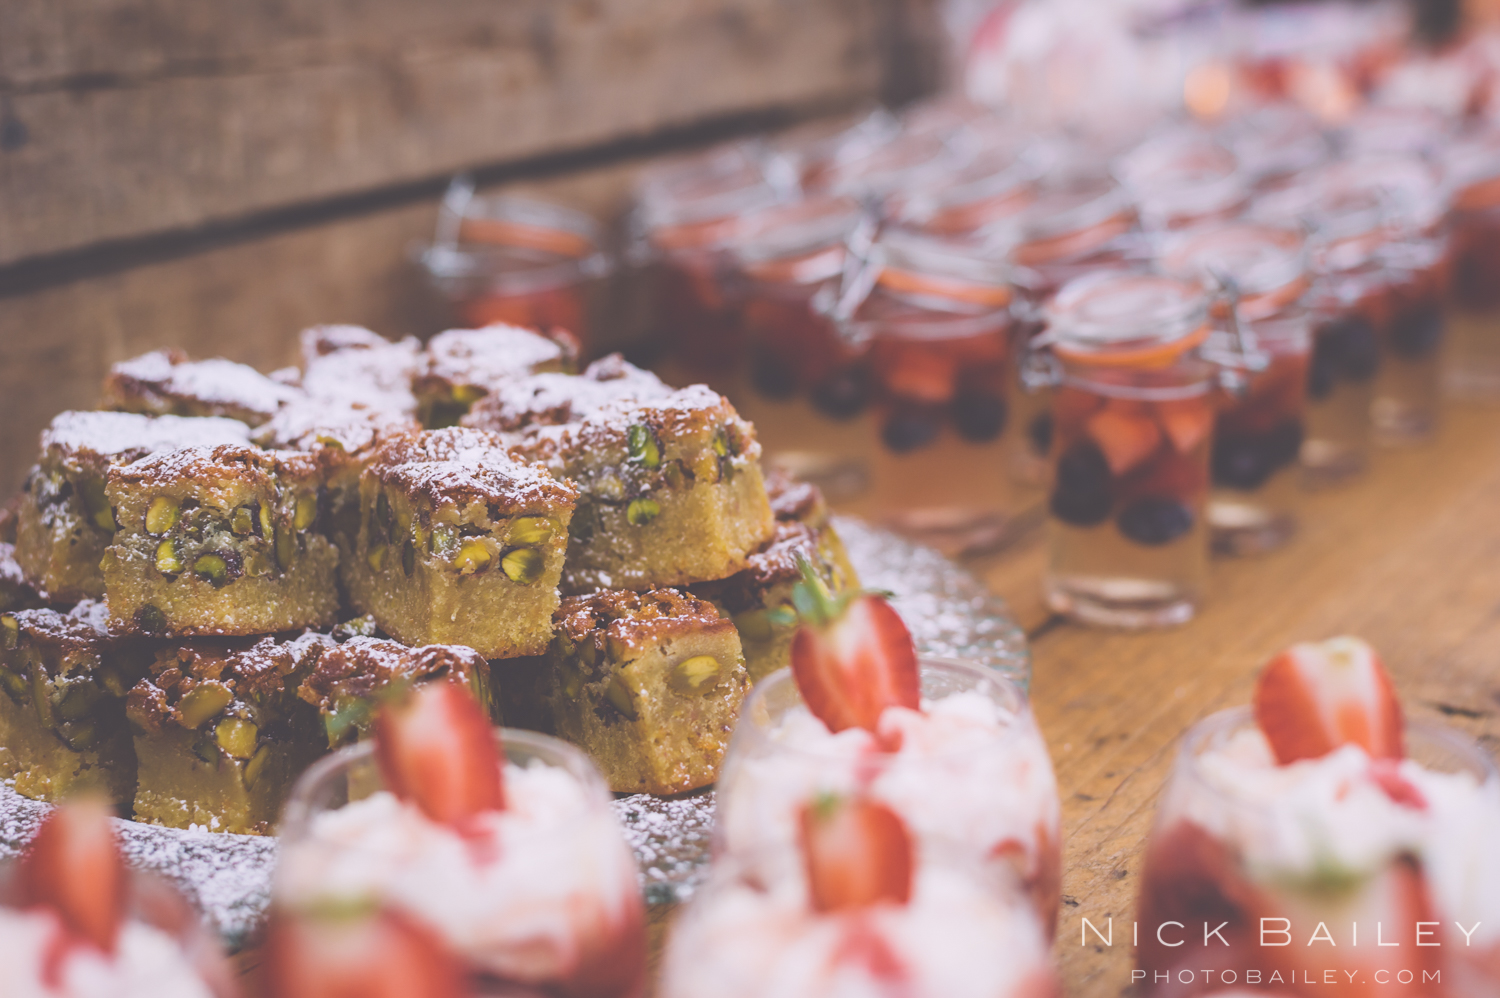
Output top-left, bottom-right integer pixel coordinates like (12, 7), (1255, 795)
(265, 906), (471, 998)
(1086, 404), (1163, 475)
(373, 681), (504, 828)
(1253, 636), (1404, 765)
(789, 560), (920, 735)
(800, 795), (913, 912)
(16, 797), (126, 955)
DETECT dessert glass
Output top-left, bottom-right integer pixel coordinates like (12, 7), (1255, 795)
(1159, 224), (1311, 555)
(727, 196), (872, 497)
(275, 727), (647, 998)
(659, 849), (1058, 998)
(417, 185), (612, 356)
(713, 657), (1061, 935)
(1034, 273), (1219, 628)
(1006, 175), (1141, 487)
(852, 230), (1019, 548)
(1443, 131), (1500, 399)
(1136, 708), (1500, 997)
(0, 864), (238, 998)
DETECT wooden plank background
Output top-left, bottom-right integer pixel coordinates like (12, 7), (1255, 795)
(0, 0), (894, 265)
(0, 0), (948, 497)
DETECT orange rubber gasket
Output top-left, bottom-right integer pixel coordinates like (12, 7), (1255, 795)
(1013, 214), (1134, 268)
(743, 245), (846, 285)
(458, 218), (595, 258)
(1053, 324), (1211, 369)
(877, 267), (1012, 308)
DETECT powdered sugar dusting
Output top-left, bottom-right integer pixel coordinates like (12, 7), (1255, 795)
(42, 412), (251, 463)
(106, 351), (302, 423)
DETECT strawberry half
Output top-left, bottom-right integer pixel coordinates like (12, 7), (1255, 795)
(373, 681), (504, 828)
(265, 906), (471, 998)
(1253, 636), (1404, 765)
(16, 797), (126, 955)
(800, 795), (913, 913)
(789, 560), (920, 735)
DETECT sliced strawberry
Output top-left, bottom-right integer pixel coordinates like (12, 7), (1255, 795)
(373, 681), (504, 828)
(1154, 398), (1214, 455)
(265, 907), (471, 998)
(1253, 637), (1404, 765)
(17, 797), (126, 954)
(799, 796), (913, 912)
(1086, 405), (1163, 476)
(791, 592), (920, 735)
(1368, 759), (1428, 810)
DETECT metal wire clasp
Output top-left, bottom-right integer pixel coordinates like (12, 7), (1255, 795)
(1202, 270), (1270, 397)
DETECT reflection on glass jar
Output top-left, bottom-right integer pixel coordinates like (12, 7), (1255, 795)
(417, 185), (612, 355)
(1137, 706), (1500, 998)
(852, 231), (1018, 550)
(1037, 273), (1217, 628)
(635, 146), (786, 376)
(1158, 224), (1311, 554)
(1443, 131), (1500, 399)
(727, 196), (873, 497)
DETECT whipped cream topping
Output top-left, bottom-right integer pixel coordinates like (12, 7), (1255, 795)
(0, 908), (214, 998)
(277, 760), (640, 985)
(718, 692), (1059, 900)
(1179, 728), (1500, 947)
(660, 862), (1055, 998)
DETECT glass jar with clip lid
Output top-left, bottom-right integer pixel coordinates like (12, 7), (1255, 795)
(1022, 272), (1262, 627)
(1159, 223), (1312, 555)
(725, 195), (876, 497)
(832, 226), (1021, 554)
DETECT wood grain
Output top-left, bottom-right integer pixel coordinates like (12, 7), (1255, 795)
(0, 0), (887, 265)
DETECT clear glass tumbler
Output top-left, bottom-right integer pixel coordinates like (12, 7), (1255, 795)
(276, 727), (647, 998)
(1136, 707), (1500, 997)
(713, 657), (1060, 935)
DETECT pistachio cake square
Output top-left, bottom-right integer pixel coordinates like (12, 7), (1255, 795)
(347, 427), (578, 658)
(0, 601), (149, 805)
(297, 635), (494, 748)
(101, 445), (341, 636)
(413, 323), (578, 427)
(14, 412), (252, 602)
(102, 349), (303, 427)
(525, 587), (748, 795)
(463, 355), (775, 594)
(126, 632), (333, 833)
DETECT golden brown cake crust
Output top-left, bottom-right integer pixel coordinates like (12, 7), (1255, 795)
(296, 636), (487, 712)
(126, 632), (334, 735)
(763, 466), (829, 527)
(554, 587), (733, 652)
(369, 427), (578, 514)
